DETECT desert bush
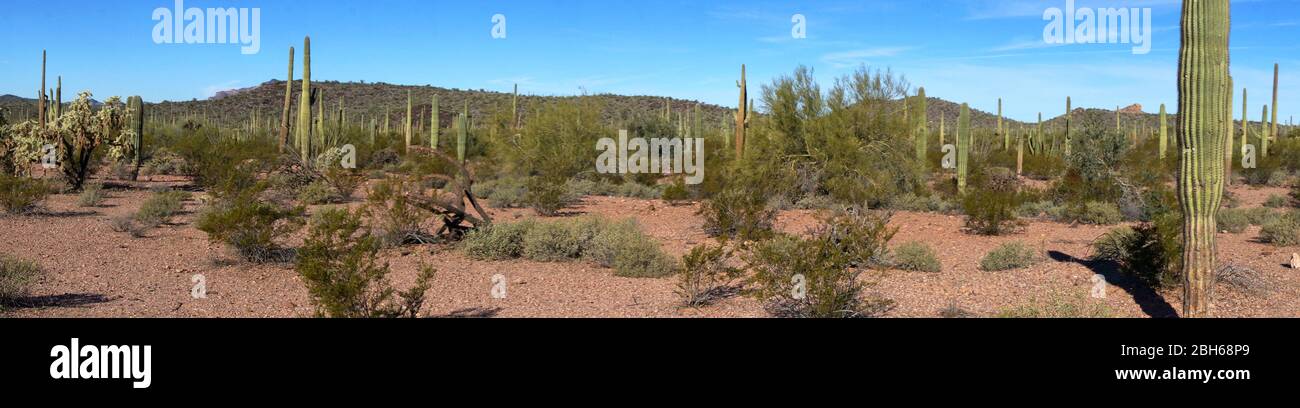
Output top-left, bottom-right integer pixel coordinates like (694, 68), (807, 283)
(613, 181), (663, 199)
(979, 241), (1041, 271)
(700, 186), (777, 241)
(139, 148), (187, 177)
(1216, 209), (1250, 233)
(584, 218), (678, 278)
(296, 207), (435, 318)
(1017, 200), (1065, 220)
(322, 167), (365, 200)
(1068, 201), (1123, 225)
(526, 176), (576, 216)
(1260, 211), (1300, 246)
(887, 192), (955, 213)
(0, 175), (48, 214)
(1091, 213), (1183, 289)
(135, 190), (190, 228)
(0, 254), (42, 308)
(77, 182), (106, 207)
(298, 180), (340, 205)
(661, 178), (690, 203)
(110, 214), (148, 238)
(195, 186), (305, 263)
(522, 221), (581, 262)
(477, 177), (529, 208)
(462, 220), (536, 260)
(963, 167), (1025, 235)
(1267, 170), (1291, 187)
(676, 242), (740, 307)
(995, 293), (1112, 318)
(890, 241), (942, 272)
(1265, 194), (1289, 208)
(362, 177), (430, 247)
(746, 210), (897, 318)
(1244, 207), (1280, 226)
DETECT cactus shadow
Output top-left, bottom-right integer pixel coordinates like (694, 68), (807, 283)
(2, 293), (117, 309)
(1047, 251), (1179, 318)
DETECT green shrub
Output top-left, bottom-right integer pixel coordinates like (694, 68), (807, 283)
(1018, 200), (1065, 220)
(0, 254), (43, 308)
(1265, 194), (1290, 208)
(700, 186), (776, 241)
(0, 175), (48, 214)
(135, 190), (190, 228)
(1069, 201), (1123, 225)
(1260, 211), (1300, 246)
(962, 168), (1025, 235)
(1244, 207), (1281, 226)
(890, 241), (942, 272)
(139, 148), (187, 177)
(522, 221), (581, 262)
(661, 178), (690, 203)
(614, 181), (663, 199)
(296, 207), (435, 318)
(77, 182), (106, 207)
(526, 176), (575, 216)
(677, 242), (740, 307)
(746, 211), (897, 318)
(195, 186), (305, 263)
(995, 293), (1112, 318)
(298, 180), (339, 205)
(585, 219), (677, 278)
(362, 177), (430, 247)
(462, 220), (536, 260)
(1090, 213), (1183, 289)
(1216, 209), (1250, 233)
(979, 241), (1041, 271)
(887, 193), (954, 213)
(478, 177), (529, 208)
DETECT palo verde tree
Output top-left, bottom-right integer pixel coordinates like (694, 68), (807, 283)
(1176, 0), (1230, 317)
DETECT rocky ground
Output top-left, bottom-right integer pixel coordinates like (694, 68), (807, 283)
(2, 176), (1296, 318)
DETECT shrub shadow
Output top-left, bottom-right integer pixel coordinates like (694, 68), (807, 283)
(2, 293), (116, 309)
(1047, 250), (1179, 318)
(433, 307), (502, 318)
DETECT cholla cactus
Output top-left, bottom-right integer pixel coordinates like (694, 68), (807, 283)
(21, 92), (129, 190)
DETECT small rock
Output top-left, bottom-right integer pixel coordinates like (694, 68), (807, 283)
(1290, 253), (1300, 270)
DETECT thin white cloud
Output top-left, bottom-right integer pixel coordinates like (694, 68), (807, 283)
(821, 47), (912, 68)
(201, 80), (242, 98)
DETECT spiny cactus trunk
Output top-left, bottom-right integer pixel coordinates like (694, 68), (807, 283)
(296, 37), (312, 164)
(127, 96), (144, 181)
(431, 94), (439, 149)
(1064, 97), (1072, 157)
(1272, 63), (1280, 142)
(1176, 0), (1230, 318)
(998, 98), (1006, 150)
(1241, 87), (1248, 154)
(38, 50), (46, 127)
(512, 84), (519, 129)
(735, 64), (748, 159)
(456, 113), (468, 164)
(1261, 105), (1270, 157)
(957, 103), (971, 194)
(1159, 104), (1169, 159)
(405, 90), (413, 152)
(55, 77), (62, 119)
(1226, 77), (1235, 185)
(915, 88), (928, 164)
(1016, 126), (1024, 176)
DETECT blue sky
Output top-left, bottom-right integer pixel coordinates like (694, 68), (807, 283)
(1, 0), (1297, 121)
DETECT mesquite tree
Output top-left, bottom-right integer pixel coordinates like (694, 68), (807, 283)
(1176, 0), (1231, 318)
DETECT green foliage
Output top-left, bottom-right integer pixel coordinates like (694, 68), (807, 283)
(746, 210), (897, 318)
(298, 179), (340, 205)
(296, 207), (435, 318)
(962, 167), (1025, 235)
(890, 241), (942, 272)
(0, 254), (42, 309)
(995, 292), (1112, 318)
(522, 221), (582, 261)
(661, 178), (690, 203)
(979, 241), (1041, 271)
(195, 185), (305, 263)
(1264, 194), (1289, 208)
(1216, 208), (1250, 233)
(1260, 211), (1300, 246)
(677, 242), (740, 307)
(1090, 213), (1183, 289)
(886, 192), (955, 213)
(584, 218), (678, 278)
(77, 182), (106, 207)
(462, 220), (535, 260)
(1071, 201), (1123, 225)
(134, 190), (190, 228)
(361, 177), (429, 247)
(525, 176), (574, 216)
(0, 175), (48, 214)
(462, 216), (677, 277)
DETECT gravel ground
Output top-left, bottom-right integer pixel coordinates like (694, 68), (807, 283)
(1, 179), (1296, 318)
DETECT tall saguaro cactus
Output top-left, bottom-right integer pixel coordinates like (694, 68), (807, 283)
(1175, 0), (1230, 318)
(915, 88), (929, 163)
(1241, 87), (1248, 151)
(735, 64), (749, 159)
(957, 103), (971, 194)
(431, 94), (440, 149)
(1159, 104), (1168, 159)
(296, 36), (312, 164)
(280, 46), (294, 153)
(405, 90), (413, 151)
(1272, 63), (1280, 141)
(55, 77), (62, 119)
(998, 98), (1006, 150)
(1064, 96), (1072, 156)
(127, 96), (145, 180)
(1261, 105), (1270, 157)
(1226, 76), (1235, 185)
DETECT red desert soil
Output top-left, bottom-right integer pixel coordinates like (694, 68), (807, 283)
(2, 179), (1296, 318)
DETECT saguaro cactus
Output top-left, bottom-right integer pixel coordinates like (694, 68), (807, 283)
(1159, 104), (1169, 159)
(938, 115), (945, 147)
(127, 96), (145, 180)
(915, 88), (929, 163)
(1272, 63), (1280, 141)
(1175, 0), (1230, 318)
(456, 112), (468, 163)
(1226, 76), (1235, 185)
(1064, 96), (1072, 156)
(735, 64), (749, 159)
(55, 77), (62, 119)
(1016, 126), (1024, 176)
(405, 90), (413, 151)
(431, 94), (440, 149)
(280, 46), (293, 152)
(1036, 113), (1043, 154)
(957, 103), (971, 194)
(296, 36), (312, 164)
(1261, 105), (1270, 157)
(512, 84), (520, 129)
(998, 98), (1006, 150)
(1241, 87), (1248, 152)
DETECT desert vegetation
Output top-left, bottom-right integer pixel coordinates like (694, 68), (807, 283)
(2, 5), (1298, 319)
